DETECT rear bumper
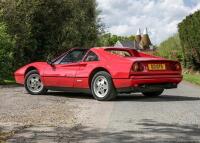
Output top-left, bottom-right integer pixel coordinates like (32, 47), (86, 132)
(116, 83), (177, 93)
(113, 75), (182, 93)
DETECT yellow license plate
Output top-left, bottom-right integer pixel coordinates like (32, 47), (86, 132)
(148, 64), (166, 70)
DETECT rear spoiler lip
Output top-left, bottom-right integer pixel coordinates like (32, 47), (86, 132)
(126, 57), (179, 63)
(131, 59), (180, 63)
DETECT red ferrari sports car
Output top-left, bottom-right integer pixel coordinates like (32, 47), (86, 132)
(14, 47), (182, 101)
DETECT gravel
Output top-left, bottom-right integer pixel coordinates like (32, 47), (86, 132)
(1, 82), (200, 142)
(0, 86), (75, 126)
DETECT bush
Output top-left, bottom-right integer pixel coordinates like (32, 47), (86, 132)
(0, 23), (15, 82)
(0, 0), (101, 83)
(97, 33), (135, 46)
(0, 0), (101, 67)
(178, 10), (200, 70)
(155, 34), (183, 62)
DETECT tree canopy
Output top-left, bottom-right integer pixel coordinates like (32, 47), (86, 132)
(156, 34), (183, 61)
(0, 22), (15, 82)
(97, 33), (135, 46)
(0, 0), (101, 65)
(178, 10), (200, 70)
(0, 0), (101, 81)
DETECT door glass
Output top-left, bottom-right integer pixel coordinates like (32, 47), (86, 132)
(84, 51), (99, 62)
(60, 49), (88, 64)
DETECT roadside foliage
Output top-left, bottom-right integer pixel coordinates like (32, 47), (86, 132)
(156, 34), (183, 62)
(0, 0), (101, 81)
(0, 23), (15, 82)
(97, 33), (135, 46)
(178, 10), (200, 70)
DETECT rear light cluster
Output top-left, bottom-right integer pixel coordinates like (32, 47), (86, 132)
(172, 63), (181, 71)
(131, 62), (182, 72)
(132, 62), (144, 72)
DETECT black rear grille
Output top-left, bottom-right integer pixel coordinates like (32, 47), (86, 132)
(139, 83), (177, 89)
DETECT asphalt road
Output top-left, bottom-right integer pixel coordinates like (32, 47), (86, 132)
(1, 81), (200, 143)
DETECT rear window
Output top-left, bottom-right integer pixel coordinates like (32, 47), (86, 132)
(106, 50), (132, 57)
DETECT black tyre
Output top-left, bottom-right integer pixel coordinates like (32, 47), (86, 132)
(91, 71), (117, 101)
(142, 89), (164, 97)
(25, 70), (47, 95)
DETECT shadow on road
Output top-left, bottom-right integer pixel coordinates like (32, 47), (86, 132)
(2, 85), (199, 102)
(1, 119), (200, 143)
(45, 91), (94, 100)
(43, 92), (200, 102)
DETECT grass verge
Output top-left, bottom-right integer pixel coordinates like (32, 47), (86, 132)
(0, 79), (16, 85)
(183, 73), (200, 86)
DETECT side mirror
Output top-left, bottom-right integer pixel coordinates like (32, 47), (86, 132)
(47, 59), (54, 66)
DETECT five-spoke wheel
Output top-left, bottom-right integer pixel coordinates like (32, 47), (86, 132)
(25, 70), (47, 95)
(26, 74), (43, 93)
(91, 71), (117, 101)
(93, 75), (109, 98)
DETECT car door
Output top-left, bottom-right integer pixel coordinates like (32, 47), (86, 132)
(75, 51), (100, 88)
(43, 49), (88, 88)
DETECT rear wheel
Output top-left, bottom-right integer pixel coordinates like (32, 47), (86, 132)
(142, 89), (164, 97)
(25, 70), (47, 95)
(91, 71), (117, 101)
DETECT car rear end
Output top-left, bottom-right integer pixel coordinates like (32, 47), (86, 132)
(115, 58), (182, 93)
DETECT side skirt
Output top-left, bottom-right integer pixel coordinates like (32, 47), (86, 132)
(46, 86), (91, 94)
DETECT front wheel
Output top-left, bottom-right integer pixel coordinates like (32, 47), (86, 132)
(91, 71), (117, 101)
(142, 89), (164, 97)
(25, 70), (47, 95)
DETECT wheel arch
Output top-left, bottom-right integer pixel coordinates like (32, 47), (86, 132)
(24, 66), (38, 77)
(88, 67), (111, 89)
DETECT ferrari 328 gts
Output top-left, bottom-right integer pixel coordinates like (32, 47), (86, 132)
(14, 47), (183, 101)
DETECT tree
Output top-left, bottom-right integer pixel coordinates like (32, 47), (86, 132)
(156, 34), (183, 61)
(0, 23), (14, 82)
(0, 0), (101, 68)
(178, 10), (200, 69)
(97, 33), (135, 46)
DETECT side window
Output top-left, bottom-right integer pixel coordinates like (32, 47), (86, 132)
(84, 51), (99, 62)
(60, 50), (87, 64)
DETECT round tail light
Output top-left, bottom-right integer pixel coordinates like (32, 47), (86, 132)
(132, 62), (144, 72)
(171, 63), (181, 71)
(175, 63), (181, 71)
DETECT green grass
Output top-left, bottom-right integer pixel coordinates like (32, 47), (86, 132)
(4, 79), (16, 84)
(0, 79), (16, 85)
(183, 73), (200, 86)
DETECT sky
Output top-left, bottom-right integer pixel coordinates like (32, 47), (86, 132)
(97, 0), (200, 44)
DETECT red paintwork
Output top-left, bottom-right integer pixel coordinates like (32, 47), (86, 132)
(14, 47), (183, 91)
